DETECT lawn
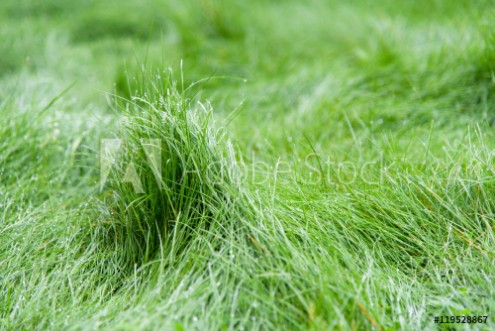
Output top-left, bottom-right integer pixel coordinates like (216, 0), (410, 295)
(1, 0), (494, 330)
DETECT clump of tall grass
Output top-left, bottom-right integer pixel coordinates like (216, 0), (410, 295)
(99, 68), (244, 267)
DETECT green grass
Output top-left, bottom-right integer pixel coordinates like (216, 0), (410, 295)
(1, 0), (495, 330)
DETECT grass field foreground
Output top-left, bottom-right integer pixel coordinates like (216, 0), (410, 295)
(1, 0), (495, 330)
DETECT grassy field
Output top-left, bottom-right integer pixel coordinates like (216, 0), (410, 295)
(1, 0), (495, 330)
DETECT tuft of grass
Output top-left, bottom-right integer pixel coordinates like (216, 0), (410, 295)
(99, 69), (246, 267)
